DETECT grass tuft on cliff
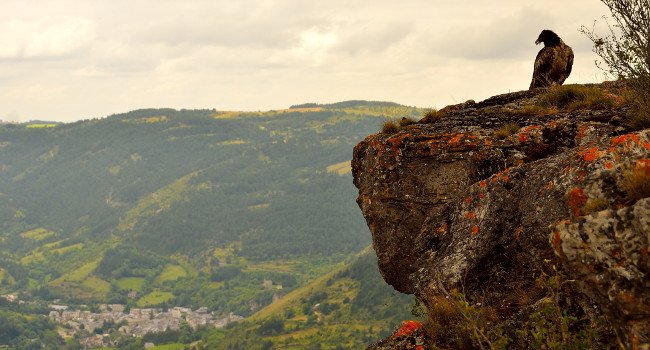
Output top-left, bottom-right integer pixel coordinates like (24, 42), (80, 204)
(621, 159), (650, 202)
(398, 117), (417, 127)
(420, 268), (614, 349)
(381, 119), (400, 134)
(624, 78), (650, 130)
(493, 123), (520, 139)
(421, 109), (443, 123)
(582, 198), (610, 215)
(537, 85), (617, 110)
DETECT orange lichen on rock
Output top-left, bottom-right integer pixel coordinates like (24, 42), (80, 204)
(577, 125), (591, 140)
(567, 187), (587, 216)
(552, 231), (562, 251)
(611, 133), (641, 149)
(579, 147), (602, 162)
(515, 226), (523, 240)
(435, 222), (448, 235)
(465, 211), (476, 220)
(523, 125), (540, 133)
(479, 180), (487, 188)
(605, 161), (614, 169)
(490, 171), (504, 184)
(372, 140), (384, 160)
(426, 139), (439, 154)
(386, 133), (412, 157)
(471, 226), (479, 235)
(387, 133), (412, 148)
(392, 320), (423, 338)
(448, 133), (464, 147)
(518, 133), (528, 143)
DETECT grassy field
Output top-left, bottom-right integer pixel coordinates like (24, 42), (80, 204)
(216, 139), (248, 145)
(58, 259), (99, 283)
(137, 290), (175, 307)
(326, 161), (351, 175)
(20, 252), (44, 264)
(51, 243), (84, 256)
(20, 242), (84, 264)
(25, 123), (58, 128)
(149, 343), (185, 350)
(20, 228), (55, 241)
(244, 260), (300, 274)
(116, 277), (146, 291)
(42, 240), (64, 249)
(155, 265), (187, 284)
(82, 276), (112, 294)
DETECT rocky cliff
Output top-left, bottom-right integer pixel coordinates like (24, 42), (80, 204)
(352, 82), (649, 349)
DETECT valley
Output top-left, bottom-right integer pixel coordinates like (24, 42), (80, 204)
(0, 101), (425, 349)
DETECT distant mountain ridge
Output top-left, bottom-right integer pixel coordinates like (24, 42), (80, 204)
(290, 100), (405, 109)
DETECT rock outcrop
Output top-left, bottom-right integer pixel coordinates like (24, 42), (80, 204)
(352, 83), (649, 349)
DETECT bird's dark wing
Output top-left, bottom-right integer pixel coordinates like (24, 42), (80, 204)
(562, 46), (574, 84)
(530, 48), (554, 89)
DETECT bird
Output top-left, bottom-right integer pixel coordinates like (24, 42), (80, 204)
(529, 30), (574, 89)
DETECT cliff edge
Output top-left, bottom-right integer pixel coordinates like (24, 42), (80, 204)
(352, 82), (649, 349)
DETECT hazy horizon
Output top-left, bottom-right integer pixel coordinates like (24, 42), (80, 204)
(1, 0), (611, 122)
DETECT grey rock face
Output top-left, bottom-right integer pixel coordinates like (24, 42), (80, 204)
(352, 84), (649, 348)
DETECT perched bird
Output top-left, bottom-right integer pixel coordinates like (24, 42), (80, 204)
(529, 30), (574, 89)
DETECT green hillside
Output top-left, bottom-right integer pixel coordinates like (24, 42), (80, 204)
(117, 249), (416, 350)
(0, 102), (424, 316)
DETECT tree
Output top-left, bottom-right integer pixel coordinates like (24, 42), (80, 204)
(581, 0), (649, 78)
(581, 0), (650, 128)
(256, 318), (284, 336)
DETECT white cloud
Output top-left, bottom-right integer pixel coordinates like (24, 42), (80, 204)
(0, 17), (96, 59)
(291, 27), (339, 65)
(0, 0), (614, 122)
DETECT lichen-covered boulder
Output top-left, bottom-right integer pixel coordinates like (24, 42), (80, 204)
(555, 198), (650, 345)
(352, 83), (649, 349)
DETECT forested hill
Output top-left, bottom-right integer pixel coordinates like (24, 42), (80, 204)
(0, 102), (425, 309)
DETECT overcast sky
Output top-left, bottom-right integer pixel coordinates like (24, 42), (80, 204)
(0, 0), (612, 122)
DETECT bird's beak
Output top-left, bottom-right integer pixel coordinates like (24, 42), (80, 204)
(535, 39), (540, 45)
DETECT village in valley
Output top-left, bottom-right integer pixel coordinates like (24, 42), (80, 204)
(3, 293), (244, 348)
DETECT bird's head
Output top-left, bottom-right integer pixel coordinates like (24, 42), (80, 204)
(535, 30), (561, 46)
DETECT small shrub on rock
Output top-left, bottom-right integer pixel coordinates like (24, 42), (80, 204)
(421, 109), (443, 123)
(493, 123), (520, 139)
(582, 198), (611, 215)
(381, 119), (400, 134)
(424, 290), (510, 349)
(398, 117), (418, 127)
(621, 159), (650, 202)
(537, 85), (617, 110)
